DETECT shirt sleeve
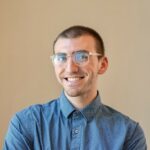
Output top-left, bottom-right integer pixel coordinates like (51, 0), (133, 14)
(3, 112), (33, 150)
(123, 123), (147, 150)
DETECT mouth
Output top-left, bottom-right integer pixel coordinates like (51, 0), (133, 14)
(64, 76), (85, 82)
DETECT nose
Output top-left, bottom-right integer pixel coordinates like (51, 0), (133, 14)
(65, 57), (79, 73)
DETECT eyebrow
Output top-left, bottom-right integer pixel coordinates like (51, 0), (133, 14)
(55, 49), (89, 55)
(74, 49), (89, 53)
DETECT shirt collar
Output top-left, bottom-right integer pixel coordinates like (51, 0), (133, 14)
(60, 91), (75, 118)
(81, 93), (101, 121)
(59, 91), (102, 122)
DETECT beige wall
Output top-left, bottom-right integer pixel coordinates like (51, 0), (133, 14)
(0, 0), (150, 148)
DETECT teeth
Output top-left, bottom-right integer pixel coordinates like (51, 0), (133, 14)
(67, 77), (81, 81)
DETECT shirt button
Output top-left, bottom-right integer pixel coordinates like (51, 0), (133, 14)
(74, 129), (79, 134)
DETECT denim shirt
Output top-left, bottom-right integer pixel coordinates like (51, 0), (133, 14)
(3, 91), (147, 150)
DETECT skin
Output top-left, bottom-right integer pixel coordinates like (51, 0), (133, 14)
(53, 35), (108, 109)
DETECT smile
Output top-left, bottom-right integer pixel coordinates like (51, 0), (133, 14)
(64, 76), (85, 82)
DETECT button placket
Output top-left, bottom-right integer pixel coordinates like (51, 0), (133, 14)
(70, 111), (83, 149)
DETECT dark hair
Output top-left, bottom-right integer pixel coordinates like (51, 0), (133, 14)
(53, 25), (105, 56)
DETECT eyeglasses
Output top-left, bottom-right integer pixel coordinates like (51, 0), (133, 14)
(51, 50), (102, 66)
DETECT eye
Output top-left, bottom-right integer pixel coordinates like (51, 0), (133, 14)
(75, 52), (89, 63)
(54, 53), (67, 63)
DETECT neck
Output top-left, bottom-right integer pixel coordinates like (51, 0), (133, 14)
(64, 91), (98, 109)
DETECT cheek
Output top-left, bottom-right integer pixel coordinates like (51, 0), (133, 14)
(54, 67), (66, 83)
(86, 63), (99, 74)
(54, 68), (61, 79)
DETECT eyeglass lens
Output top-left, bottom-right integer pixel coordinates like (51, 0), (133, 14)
(53, 51), (89, 65)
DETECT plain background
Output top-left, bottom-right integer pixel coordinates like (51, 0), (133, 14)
(0, 0), (150, 148)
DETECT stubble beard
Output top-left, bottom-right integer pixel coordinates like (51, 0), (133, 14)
(64, 87), (83, 97)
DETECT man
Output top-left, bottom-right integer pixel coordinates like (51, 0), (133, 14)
(3, 25), (147, 149)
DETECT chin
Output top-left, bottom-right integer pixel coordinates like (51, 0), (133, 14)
(65, 89), (82, 97)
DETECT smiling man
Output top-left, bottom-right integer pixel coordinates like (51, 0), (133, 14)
(53, 33), (107, 109)
(3, 25), (147, 150)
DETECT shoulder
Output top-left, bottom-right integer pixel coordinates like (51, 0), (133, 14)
(14, 98), (60, 122)
(101, 104), (147, 148)
(100, 104), (143, 136)
(4, 98), (60, 145)
(7, 98), (60, 140)
(101, 104), (137, 124)
(9, 98), (60, 131)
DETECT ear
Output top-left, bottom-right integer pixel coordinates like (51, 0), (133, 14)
(98, 57), (108, 74)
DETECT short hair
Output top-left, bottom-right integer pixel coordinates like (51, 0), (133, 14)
(53, 25), (105, 56)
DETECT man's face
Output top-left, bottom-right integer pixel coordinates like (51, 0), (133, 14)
(53, 35), (107, 98)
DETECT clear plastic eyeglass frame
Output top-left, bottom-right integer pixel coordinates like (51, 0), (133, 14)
(51, 50), (102, 66)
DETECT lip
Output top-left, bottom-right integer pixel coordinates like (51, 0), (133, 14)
(64, 76), (85, 86)
(65, 76), (84, 81)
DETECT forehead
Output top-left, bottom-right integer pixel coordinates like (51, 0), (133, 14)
(54, 35), (96, 53)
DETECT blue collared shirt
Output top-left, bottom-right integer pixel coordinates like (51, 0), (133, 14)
(3, 91), (147, 150)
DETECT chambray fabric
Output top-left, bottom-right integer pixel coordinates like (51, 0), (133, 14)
(3, 91), (147, 150)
